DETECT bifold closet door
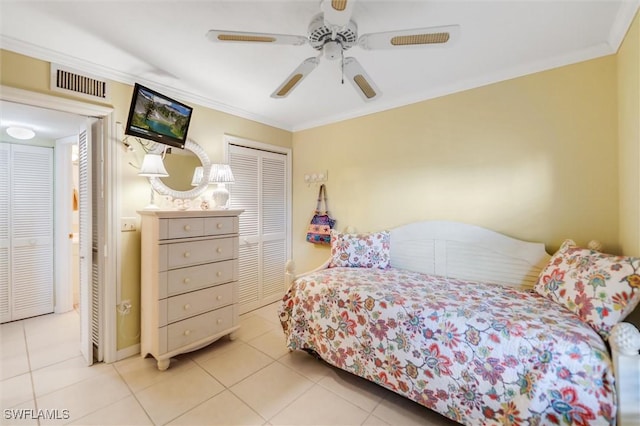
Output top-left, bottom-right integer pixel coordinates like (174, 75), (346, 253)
(0, 143), (54, 323)
(229, 144), (288, 314)
(0, 144), (9, 323)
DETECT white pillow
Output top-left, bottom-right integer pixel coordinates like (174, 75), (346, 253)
(329, 230), (390, 269)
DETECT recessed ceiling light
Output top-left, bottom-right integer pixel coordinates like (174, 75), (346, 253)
(6, 126), (36, 140)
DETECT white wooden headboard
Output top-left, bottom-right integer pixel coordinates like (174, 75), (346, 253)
(389, 221), (551, 290)
(287, 220), (551, 291)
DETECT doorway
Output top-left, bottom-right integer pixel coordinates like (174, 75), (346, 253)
(0, 86), (117, 364)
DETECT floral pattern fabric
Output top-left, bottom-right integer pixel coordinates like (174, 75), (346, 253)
(279, 267), (616, 425)
(329, 230), (390, 269)
(534, 239), (640, 339)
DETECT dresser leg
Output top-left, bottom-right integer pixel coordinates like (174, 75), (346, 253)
(228, 332), (238, 341)
(157, 358), (171, 371)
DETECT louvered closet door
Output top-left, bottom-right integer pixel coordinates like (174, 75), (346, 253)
(78, 128), (92, 363)
(229, 145), (288, 314)
(0, 144), (10, 323)
(2, 143), (54, 322)
(78, 119), (104, 366)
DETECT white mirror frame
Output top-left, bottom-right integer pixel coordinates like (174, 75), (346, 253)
(148, 139), (211, 200)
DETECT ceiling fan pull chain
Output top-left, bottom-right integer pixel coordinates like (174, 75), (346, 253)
(341, 50), (345, 84)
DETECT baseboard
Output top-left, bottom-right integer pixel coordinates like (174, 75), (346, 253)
(115, 343), (140, 361)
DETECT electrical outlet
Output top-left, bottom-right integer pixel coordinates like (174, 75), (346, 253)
(121, 217), (136, 232)
(118, 300), (132, 315)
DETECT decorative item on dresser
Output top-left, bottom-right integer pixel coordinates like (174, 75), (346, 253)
(209, 163), (235, 209)
(138, 209), (243, 370)
(138, 152), (169, 210)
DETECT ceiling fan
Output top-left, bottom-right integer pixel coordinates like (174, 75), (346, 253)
(206, 0), (460, 101)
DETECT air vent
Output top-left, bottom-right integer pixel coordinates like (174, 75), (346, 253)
(50, 64), (110, 101)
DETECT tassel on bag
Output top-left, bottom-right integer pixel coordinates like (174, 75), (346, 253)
(306, 184), (336, 245)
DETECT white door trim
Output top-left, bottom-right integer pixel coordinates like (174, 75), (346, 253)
(1, 85), (118, 363)
(53, 135), (78, 314)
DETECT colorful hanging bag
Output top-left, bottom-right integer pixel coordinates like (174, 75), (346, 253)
(306, 184), (336, 245)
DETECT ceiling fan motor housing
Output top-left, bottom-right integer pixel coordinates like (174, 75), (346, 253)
(308, 13), (357, 52)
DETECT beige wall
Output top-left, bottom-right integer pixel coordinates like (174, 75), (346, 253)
(1, 50), (293, 350)
(618, 11), (640, 257)
(617, 11), (640, 326)
(292, 56), (620, 272)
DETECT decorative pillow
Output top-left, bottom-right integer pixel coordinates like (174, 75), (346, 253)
(534, 239), (640, 339)
(329, 230), (390, 269)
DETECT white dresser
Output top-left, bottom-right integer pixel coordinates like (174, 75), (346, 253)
(138, 209), (243, 370)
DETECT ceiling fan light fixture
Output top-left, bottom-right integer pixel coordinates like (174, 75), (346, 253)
(207, 2), (459, 101)
(391, 32), (450, 46)
(324, 41), (342, 60)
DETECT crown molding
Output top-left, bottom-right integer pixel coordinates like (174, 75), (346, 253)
(293, 40), (615, 131)
(609, 1), (640, 50)
(0, 36), (293, 132)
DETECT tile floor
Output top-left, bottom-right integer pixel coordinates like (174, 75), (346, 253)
(0, 302), (457, 426)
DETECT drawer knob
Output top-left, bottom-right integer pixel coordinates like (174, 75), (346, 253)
(216, 295), (223, 301)
(184, 225), (191, 231)
(216, 223), (223, 229)
(216, 271), (222, 277)
(216, 319), (223, 324)
(184, 329), (191, 336)
(184, 251), (191, 258)
(216, 247), (223, 254)
(184, 304), (191, 310)
(183, 277), (191, 284)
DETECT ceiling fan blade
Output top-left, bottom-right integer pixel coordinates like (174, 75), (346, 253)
(358, 25), (460, 50)
(342, 57), (381, 102)
(271, 57), (320, 99)
(321, 0), (356, 28)
(206, 30), (307, 46)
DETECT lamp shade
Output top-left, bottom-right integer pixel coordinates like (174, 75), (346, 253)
(138, 153), (169, 177)
(191, 166), (204, 186)
(209, 164), (235, 184)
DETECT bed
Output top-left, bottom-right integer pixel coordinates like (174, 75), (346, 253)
(279, 221), (640, 425)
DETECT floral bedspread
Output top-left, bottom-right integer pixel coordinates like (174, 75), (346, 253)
(279, 267), (616, 425)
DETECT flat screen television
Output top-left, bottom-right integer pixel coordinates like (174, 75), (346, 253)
(124, 83), (193, 149)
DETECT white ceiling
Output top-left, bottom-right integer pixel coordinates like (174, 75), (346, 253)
(0, 99), (88, 142)
(0, 1), (638, 132)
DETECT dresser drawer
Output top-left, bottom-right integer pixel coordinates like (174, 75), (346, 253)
(164, 305), (234, 352)
(161, 218), (204, 240)
(204, 216), (237, 236)
(160, 260), (236, 298)
(164, 237), (237, 270)
(165, 283), (233, 324)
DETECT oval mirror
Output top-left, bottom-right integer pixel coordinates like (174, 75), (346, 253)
(148, 139), (211, 200)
